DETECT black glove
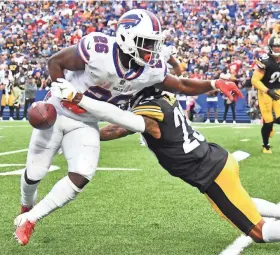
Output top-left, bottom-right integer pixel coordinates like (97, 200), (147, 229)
(267, 89), (280, 100)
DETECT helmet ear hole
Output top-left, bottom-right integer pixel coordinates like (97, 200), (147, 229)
(121, 35), (125, 42)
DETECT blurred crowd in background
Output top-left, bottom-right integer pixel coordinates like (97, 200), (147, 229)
(0, 0), (277, 121)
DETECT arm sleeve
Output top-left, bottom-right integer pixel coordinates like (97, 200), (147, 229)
(251, 70), (268, 92)
(78, 96), (145, 133)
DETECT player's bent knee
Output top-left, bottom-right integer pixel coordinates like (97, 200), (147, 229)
(25, 164), (49, 181)
(24, 169), (41, 184)
(68, 172), (89, 189)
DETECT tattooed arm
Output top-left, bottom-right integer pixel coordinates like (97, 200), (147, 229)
(100, 124), (133, 141)
(100, 116), (161, 141)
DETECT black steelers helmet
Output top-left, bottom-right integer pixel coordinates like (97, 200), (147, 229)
(268, 35), (280, 56)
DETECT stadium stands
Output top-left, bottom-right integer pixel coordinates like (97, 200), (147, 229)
(0, 0), (275, 121)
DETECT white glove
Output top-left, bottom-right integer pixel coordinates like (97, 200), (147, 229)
(51, 78), (77, 101)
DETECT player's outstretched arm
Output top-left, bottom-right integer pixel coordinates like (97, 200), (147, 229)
(156, 74), (243, 101)
(100, 124), (132, 141)
(100, 116), (161, 141)
(48, 46), (85, 82)
(51, 78), (146, 132)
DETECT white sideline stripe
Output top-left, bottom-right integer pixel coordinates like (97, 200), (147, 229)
(240, 139), (249, 142)
(232, 126), (252, 129)
(192, 125), (225, 129)
(0, 149), (28, 156)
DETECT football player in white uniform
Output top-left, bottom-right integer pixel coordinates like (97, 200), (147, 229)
(14, 9), (242, 245)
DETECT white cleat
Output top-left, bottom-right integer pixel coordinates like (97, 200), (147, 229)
(204, 119), (210, 123)
(9, 117), (14, 121)
(214, 119), (219, 124)
(22, 117), (26, 121)
(233, 120), (237, 124)
(222, 120), (226, 124)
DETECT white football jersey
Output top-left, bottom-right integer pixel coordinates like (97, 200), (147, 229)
(48, 32), (167, 122)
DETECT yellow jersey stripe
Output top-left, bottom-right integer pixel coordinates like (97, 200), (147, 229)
(133, 105), (161, 110)
(134, 111), (164, 122)
(133, 108), (162, 113)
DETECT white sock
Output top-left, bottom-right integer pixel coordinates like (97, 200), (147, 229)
(252, 198), (280, 218)
(20, 171), (39, 208)
(262, 220), (280, 242)
(26, 176), (81, 222)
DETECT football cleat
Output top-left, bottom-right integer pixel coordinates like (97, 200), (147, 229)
(262, 145), (272, 154)
(14, 214), (35, 246)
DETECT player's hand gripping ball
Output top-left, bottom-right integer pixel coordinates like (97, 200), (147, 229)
(28, 102), (57, 130)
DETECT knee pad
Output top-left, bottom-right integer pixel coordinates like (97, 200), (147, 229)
(25, 162), (49, 181)
(24, 169), (41, 185)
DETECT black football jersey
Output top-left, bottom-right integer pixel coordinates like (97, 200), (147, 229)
(256, 54), (280, 89)
(132, 94), (228, 193)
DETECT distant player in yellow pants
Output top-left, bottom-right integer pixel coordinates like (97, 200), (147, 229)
(0, 71), (15, 121)
(251, 36), (280, 153)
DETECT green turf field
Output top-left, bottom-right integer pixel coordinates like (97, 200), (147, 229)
(0, 121), (280, 255)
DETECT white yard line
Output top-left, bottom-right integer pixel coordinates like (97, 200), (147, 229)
(0, 149), (28, 156)
(0, 165), (141, 176)
(97, 167), (141, 171)
(240, 139), (250, 142)
(0, 125), (29, 128)
(219, 235), (254, 255)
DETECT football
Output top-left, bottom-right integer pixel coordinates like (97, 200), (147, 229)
(28, 102), (57, 130)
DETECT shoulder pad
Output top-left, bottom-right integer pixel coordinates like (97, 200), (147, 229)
(133, 99), (164, 122)
(256, 54), (271, 69)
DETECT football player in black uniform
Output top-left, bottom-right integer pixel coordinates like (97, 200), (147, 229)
(251, 36), (280, 153)
(99, 87), (280, 244)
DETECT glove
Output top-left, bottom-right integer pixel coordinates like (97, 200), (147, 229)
(51, 78), (86, 114)
(213, 79), (244, 102)
(51, 78), (77, 102)
(267, 89), (280, 101)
